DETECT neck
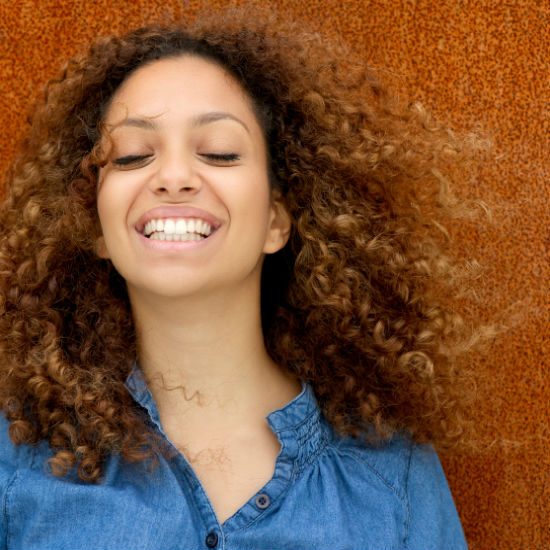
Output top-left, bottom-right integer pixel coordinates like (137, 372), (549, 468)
(128, 281), (302, 436)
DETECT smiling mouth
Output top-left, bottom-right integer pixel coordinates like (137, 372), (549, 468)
(140, 217), (214, 241)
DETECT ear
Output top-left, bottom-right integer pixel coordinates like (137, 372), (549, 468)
(95, 235), (111, 259)
(263, 191), (292, 254)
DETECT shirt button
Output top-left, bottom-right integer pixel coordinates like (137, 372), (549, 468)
(205, 531), (218, 548)
(255, 493), (271, 509)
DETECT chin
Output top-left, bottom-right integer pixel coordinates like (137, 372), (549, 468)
(127, 277), (211, 301)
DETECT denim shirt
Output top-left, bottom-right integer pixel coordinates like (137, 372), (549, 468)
(0, 365), (467, 550)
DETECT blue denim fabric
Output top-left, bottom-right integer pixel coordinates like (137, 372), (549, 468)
(0, 365), (467, 549)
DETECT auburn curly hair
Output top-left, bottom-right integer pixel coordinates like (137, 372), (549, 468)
(0, 7), (494, 483)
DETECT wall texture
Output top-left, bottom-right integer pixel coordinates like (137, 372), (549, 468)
(0, 1), (547, 548)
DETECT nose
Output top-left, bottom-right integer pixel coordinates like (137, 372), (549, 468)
(150, 152), (202, 197)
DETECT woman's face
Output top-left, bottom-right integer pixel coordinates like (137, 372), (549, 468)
(96, 55), (290, 302)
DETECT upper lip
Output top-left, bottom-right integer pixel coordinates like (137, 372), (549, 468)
(134, 205), (223, 234)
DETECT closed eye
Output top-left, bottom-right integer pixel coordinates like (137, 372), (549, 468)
(112, 154), (152, 166)
(201, 153), (240, 163)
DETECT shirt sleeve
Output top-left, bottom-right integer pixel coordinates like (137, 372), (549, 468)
(404, 444), (468, 550)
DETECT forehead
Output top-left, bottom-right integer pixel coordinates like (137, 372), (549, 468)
(103, 55), (258, 128)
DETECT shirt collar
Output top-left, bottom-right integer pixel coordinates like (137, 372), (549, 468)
(124, 363), (331, 472)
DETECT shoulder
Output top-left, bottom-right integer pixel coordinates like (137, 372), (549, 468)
(327, 428), (414, 495)
(324, 428), (468, 550)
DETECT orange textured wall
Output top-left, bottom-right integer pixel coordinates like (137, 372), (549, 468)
(0, 1), (547, 548)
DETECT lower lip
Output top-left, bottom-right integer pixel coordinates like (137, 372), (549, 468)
(135, 229), (219, 250)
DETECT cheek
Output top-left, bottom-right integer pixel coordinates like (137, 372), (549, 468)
(96, 188), (127, 252)
(94, 186), (112, 259)
(96, 193), (113, 236)
(225, 171), (271, 226)
(96, 174), (135, 231)
(96, 175), (111, 226)
(230, 164), (271, 203)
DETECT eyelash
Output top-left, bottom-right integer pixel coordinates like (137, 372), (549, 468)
(203, 153), (240, 162)
(112, 155), (151, 166)
(112, 153), (240, 166)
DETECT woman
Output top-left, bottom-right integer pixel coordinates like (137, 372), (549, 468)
(0, 8), (485, 549)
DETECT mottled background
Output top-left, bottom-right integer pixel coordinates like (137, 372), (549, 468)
(0, 1), (547, 548)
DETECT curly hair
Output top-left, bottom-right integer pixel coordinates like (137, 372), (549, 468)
(0, 7), (494, 483)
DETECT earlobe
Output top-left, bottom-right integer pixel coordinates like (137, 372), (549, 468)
(95, 236), (110, 259)
(263, 196), (292, 254)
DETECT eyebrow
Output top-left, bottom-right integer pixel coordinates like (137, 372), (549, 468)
(117, 111), (250, 134)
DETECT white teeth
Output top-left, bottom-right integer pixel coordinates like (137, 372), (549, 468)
(175, 219), (186, 234)
(142, 217), (213, 238)
(149, 232), (204, 241)
(163, 219), (175, 234)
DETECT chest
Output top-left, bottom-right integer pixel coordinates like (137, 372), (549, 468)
(168, 425), (282, 525)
